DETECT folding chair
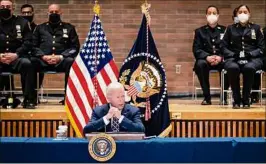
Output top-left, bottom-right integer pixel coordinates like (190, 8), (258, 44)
(36, 71), (65, 103)
(192, 69), (222, 100)
(221, 69), (264, 106)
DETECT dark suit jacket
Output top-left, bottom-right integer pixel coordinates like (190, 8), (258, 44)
(83, 104), (145, 134)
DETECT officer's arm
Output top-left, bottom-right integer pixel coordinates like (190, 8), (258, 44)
(249, 26), (264, 58)
(16, 22), (33, 56)
(220, 26), (235, 59)
(32, 25), (45, 57)
(61, 26), (80, 58)
(192, 29), (209, 60)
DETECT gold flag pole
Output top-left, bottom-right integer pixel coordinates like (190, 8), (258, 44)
(93, 0), (100, 108)
(141, 0), (152, 121)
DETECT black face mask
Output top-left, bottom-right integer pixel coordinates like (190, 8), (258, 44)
(22, 15), (34, 23)
(0, 8), (11, 20)
(49, 13), (61, 24)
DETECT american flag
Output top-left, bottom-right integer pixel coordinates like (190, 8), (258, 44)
(65, 14), (119, 137)
(127, 82), (141, 96)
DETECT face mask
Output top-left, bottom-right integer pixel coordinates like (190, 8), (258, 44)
(238, 13), (249, 23)
(207, 14), (218, 25)
(22, 15), (34, 23)
(234, 17), (239, 24)
(49, 13), (61, 24)
(0, 8), (11, 20)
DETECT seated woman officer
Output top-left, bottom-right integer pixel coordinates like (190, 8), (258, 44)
(193, 5), (228, 105)
(221, 5), (264, 109)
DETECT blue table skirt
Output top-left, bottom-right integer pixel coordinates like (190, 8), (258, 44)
(0, 137), (265, 163)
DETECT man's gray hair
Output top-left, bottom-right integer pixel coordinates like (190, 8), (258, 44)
(106, 82), (124, 95)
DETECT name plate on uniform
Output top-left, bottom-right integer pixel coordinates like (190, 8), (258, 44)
(86, 132), (145, 140)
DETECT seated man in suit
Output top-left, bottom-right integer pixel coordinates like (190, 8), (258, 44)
(83, 82), (145, 134)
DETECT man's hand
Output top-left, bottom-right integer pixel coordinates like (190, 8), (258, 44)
(1, 53), (18, 64)
(42, 55), (52, 63)
(104, 106), (116, 120)
(50, 55), (62, 64)
(206, 56), (215, 64)
(113, 108), (122, 119)
(42, 55), (62, 65)
(0, 54), (7, 63)
(210, 55), (222, 66)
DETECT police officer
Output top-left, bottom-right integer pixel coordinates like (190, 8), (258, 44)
(21, 4), (37, 31)
(0, 0), (35, 109)
(32, 4), (80, 105)
(221, 5), (264, 109)
(193, 5), (228, 105)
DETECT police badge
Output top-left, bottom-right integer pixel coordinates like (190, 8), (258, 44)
(251, 29), (256, 39)
(63, 28), (68, 38)
(88, 133), (116, 162)
(16, 25), (22, 38)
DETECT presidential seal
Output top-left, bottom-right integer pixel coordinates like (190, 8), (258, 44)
(88, 133), (116, 162)
(119, 53), (168, 120)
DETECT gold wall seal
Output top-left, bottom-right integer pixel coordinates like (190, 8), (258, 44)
(88, 133), (116, 162)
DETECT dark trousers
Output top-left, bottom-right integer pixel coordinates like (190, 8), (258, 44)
(0, 58), (35, 102)
(31, 57), (74, 99)
(194, 59), (229, 101)
(224, 59), (262, 105)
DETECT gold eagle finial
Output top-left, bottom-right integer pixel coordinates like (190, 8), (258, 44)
(93, 0), (100, 15)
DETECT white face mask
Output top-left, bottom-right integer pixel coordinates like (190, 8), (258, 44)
(234, 17), (239, 24)
(238, 13), (249, 23)
(207, 14), (218, 25)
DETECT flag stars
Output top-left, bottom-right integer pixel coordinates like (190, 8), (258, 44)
(84, 55), (89, 59)
(107, 48), (110, 52)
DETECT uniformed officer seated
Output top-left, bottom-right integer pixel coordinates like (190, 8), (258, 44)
(221, 5), (264, 109)
(193, 5), (228, 105)
(32, 4), (80, 105)
(0, 0), (35, 109)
